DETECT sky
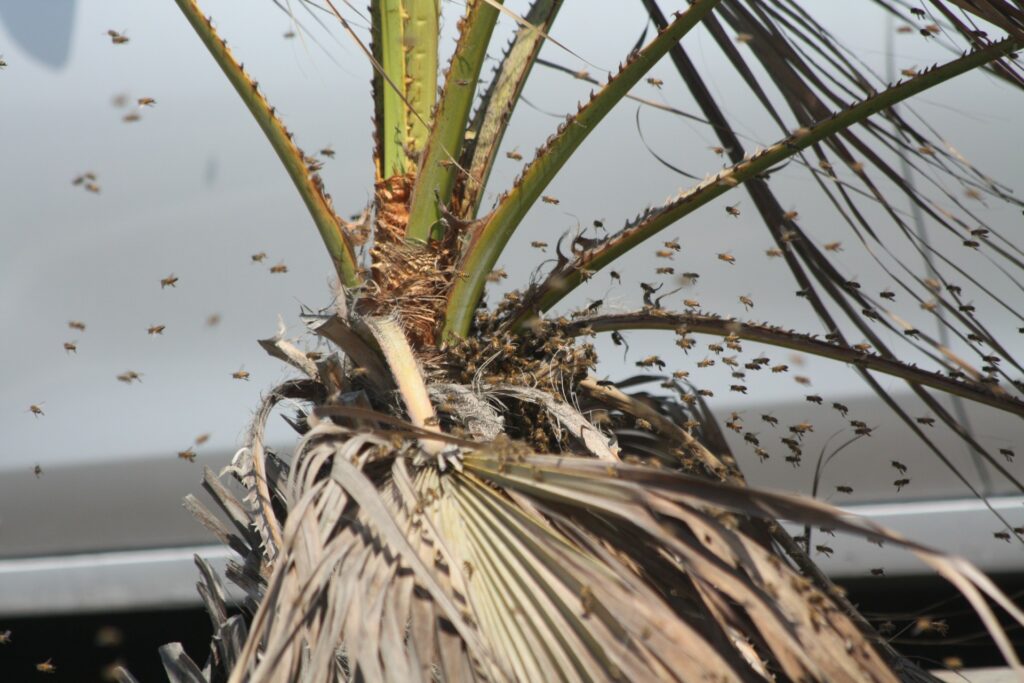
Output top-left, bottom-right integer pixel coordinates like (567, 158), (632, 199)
(1, 0), (1022, 506)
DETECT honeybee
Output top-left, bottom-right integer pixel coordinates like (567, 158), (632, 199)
(122, 111), (142, 123)
(853, 343), (871, 353)
(194, 433), (211, 445)
(663, 238), (681, 252)
(735, 32), (753, 43)
(29, 403), (45, 417)
(486, 268), (508, 282)
(896, 24), (914, 33)
(34, 464), (43, 478)
(232, 367), (250, 381)
(37, 659), (56, 673)
(730, 384), (748, 394)
(672, 370), (689, 379)
(107, 29), (129, 44)
(725, 203), (741, 217)
(147, 324), (165, 335)
(530, 241), (548, 251)
(870, 567), (885, 577)
(178, 448), (197, 462)
(806, 394), (823, 404)
(683, 299), (700, 309)
(506, 149), (523, 161)
(269, 262), (288, 274)
(284, 29), (296, 39)
(72, 172), (96, 186)
(251, 252), (267, 263)
(697, 358), (715, 368)
(656, 267), (674, 275)
(794, 375), (811, 385)
(894, 478), (910, 491)
(910, 7), (927, 17)
(0, 630), (9, 644)
(761, 414), (778, 427)
(913, 617), (948, 636)
(770, 364), (788, 373)
(609, 270), (621, 283)
(68, 320), (87, 331)
(815, 544), (834, 557)
(64, 341), (77, 353)
(636, 355), (665, 369)
(320, 146), (335, 158)
(739, 295), (753, 310)
(160, 274), (178, 288)
(646, 77), (663, 88)
(832, 402), (849, 416)
(901, 66), (918, 77)
(206, 313), (221, 327)
(541, 195), (560, 205)
(824, 242), (842, 252)
(1000, 448), (1014, 462)
(0, 56), (5, 69)
(891, 461), (908, 474)
(717, 252), (735, 265)
(879, 289), (895, 301)
(655, 249), (674, 259)
(765, 247), (783, 258)
(116, 371), (142, 384)
(836, 485), (853, 494)
(755, 447), (769, 461)
(915, 416), (935, 427)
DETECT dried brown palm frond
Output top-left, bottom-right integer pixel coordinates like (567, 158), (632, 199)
(146, 311), (1023, 683)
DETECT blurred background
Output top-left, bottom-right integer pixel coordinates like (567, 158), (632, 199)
(1, 0), (1022, 678)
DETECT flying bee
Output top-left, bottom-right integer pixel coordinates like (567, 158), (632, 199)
(646, 77), (663, 88)
(68, 320), (87, 331)
(29, 403), (45, 417)
(910, 7), (927, 17)
(683, 298), (700, 309)
(636, 355), (665, 370)
(896, 24), (913, 33)
(755, 447), (769, 461)
(655, 249), (674, 259)
(232, 367), (250, 381)
(284, 29), (296, 39)
(194, 433), (211, 445)
(913, 617), (948, 636)
(178, 448), (197, 463)
(697, 388), (713, 397)
(762, 414), (778, 427)
(656, 267), (674, 275)
(486, 268), (508, 283)
(765, 247), (783, 258)
(0, 630), (9, 644)
(269, 262), (288, 274)
(541, 195), (559, 205)
(771, 364), (788, 373)
(879, 289), (895, 300)
(251, 252), (267, 263)
(1000, 448), (1014, 462)
(319, 146), (335, 158)
(73, 172), (97, 186)
(206, 313), (221, 327)
(730, 384), (748, 394)
(147, 324), (165, 335)
(107, 29), (130, 44)
(824, 242), (843, 252)
(901, 67), (918, 77)
(34, 464), (43, 478)
(789, 422), (814, 437)
(506, 148), (523, 161)
(707, 343), (724, 354)
(870, 567), (885, 577)
(672, 370), (689, 379)
(891, 461), (907, 474)
(739, 295), (753, 310)
(794, 375), (811, 385)
(806, 394), (823, 405)
(836, 485), (853, 494)
(725, 203), (741, 217)
(137, 97), (156, 107)
(717, 252), (735, 265)
(116, 370), (142, 384)
(530, 241), (548, 251)
(664, 238), (681, 251)
(160, 274), (178, 288)
(37, 659), (56, 674)
(894, 478), (910, 492)
(815, 544), (834, 557)
(609, 270), (621, 283)
(697, 358), (715, 368)
(994, 530), (1012, 542)
(852, 343), (871, 353)
(64, 341), (77, 353)
(721, 355), (738, 367)
(915, 416), (935, 427)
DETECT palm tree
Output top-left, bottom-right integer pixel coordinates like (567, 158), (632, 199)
(144, 1), (1024, 681)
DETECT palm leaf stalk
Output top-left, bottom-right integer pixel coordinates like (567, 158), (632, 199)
(148, 0), (1024, 680)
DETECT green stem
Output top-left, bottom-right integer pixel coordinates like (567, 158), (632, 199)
(442, 0), (722, 341)
(406, 0), (503, 243)
(511, 38), (1021, 325)
(173, 0), (360, 288)
(372, 0), (411, 177)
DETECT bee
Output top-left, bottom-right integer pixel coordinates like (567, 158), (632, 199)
(765, 247), (784, 258)
(194, 433), (211, 445)
(735, 32), (754, 43)
(770, 364), (788, 373)
(530, 241), (548, 250)
(506, 149), (523, 161)
(137, 97), (156, 107)
(232, 367), (250, 381)
(320, 146), (335, 158)
(697, 388), (713, 397)
(913, 617), (948, 636)
(789, 422), (814, 437)
(160, 274), (178, 288)
(672, 370), (689, 379)
(894, 478), (910, 491)
(0, 630), (9, 644)
(636, 355), (665, 370)
(116, 370), (142, 384)
(901, 67), (918, 77)
(730, 384), (748, 394)
(283, 29), (296, 39)
(870, 567), (885, 577)
(824, 242), (843, 252)
(0, 56), (5, 69)
(64, 341), (77, 353)
(72, 171), (97, 186)
(68, 320), (87, 332)
(782, 210), (799, 222)
(879, 289), (895, 301)
(683, 298), (701, 309)
(251, 252), (267, 263)
(896, 24), (914, 33)
(910, 7), (927, 18)
(942, 657), (964, 671)
(755, 447), (769, 461)
(147, 324), (165, 336)
(178, 448), (197, 462)
(34, 464), (43, 478)
(836, 485), (853, 494)
(655, 249), (674, 259)
(999, 448), (1014, 462)
(107, 29), (130, 44)
(761, 414), (778, 427)
(663, 238), (681, 252)
(269, 262), (288, 274)
(656, 267), (674, 275)
(646, 77), (664, 88)
(849, 161), (865, 173)
(37, 659), (56, 674)
(806, 394), (823, 405)
(29, 403), (45, 417)
(206, 313), (221, 327)
(915, 416), (935, 427)
(609, 270), (621, 283)
(486, 268), (508, 283)
(717, 252), (735, 265)
(635, 418), (652, 431)
(794, 375), (811, 385)
(541, 195), (559, 205)
(725, 203), (741, 217)
(739, 295), (753, 310)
